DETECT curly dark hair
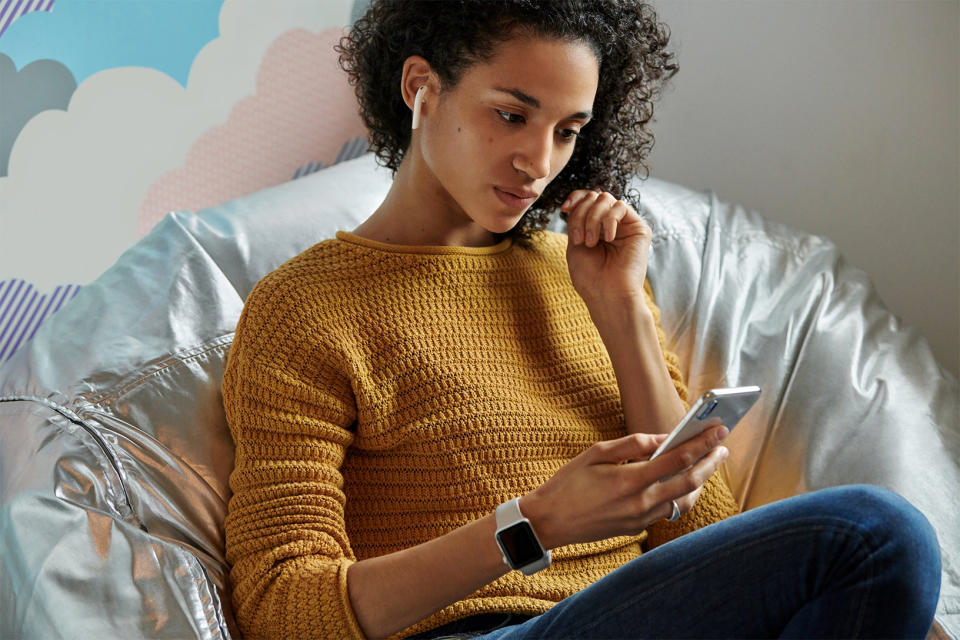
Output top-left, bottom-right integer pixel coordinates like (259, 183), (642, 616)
(335, 0), (679, 248)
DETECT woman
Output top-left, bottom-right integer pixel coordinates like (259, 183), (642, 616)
(221, 1), (941, 638)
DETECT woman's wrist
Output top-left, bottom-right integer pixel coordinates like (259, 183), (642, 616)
(519, 491), (561, 551)
(584, 294), (654, 336)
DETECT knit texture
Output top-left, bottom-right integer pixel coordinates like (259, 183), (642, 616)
(222, 229), (740, 640)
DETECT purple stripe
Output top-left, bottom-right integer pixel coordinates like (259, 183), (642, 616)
(6, 291), (46, 361)
(51, 285), (70, 314)
(0, 280), (83, 361)
(0, 2), (17, 30)
(0, 0), (48, 38)
(0, 280), (26, 336)
(9, 0), (28, 20)
(0, 0), (29, 33)
(26, 286), (60, 342)
(45, 285), (68, 318)
(0, 281), (30, 351)
(0, 280), (14, 316)
(0, 289), (37, 361)
(56, 284), (80, 312)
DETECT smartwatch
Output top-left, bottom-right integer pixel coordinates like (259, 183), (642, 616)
(495, 497), (552, 575)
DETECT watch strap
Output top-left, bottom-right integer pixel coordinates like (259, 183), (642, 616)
(495, 496), (525, 529)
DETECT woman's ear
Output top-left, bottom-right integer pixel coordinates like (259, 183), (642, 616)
(401, 55), (438, 121)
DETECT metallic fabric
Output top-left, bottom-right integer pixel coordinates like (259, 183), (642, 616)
(641, 180), (959, 636)
(1, 153), (957, 638)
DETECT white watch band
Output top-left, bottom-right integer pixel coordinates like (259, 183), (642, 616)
(495, 496), (525, 529)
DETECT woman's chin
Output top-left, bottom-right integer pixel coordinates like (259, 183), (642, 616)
(479, 214), (526, 235)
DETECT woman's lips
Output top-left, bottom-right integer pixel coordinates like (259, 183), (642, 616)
(494, 187), (536, 209)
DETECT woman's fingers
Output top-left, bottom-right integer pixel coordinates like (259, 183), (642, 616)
(644, 424), (728, 480)
(612, 425), (727, 517)
(661, 487), (703, 522)
(601, 202), (628, 243)
(581, 192), (618, 247)
(561, 189), (594, 213)
(563, 190), (640, 248)
(653, 446), (728, 520)
(563, 190), (600, 245)
(592, 432), (670, 466)
(529, 427), (729, 547)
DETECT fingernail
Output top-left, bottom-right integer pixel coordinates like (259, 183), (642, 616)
(716, 425), (729, 440)
(572, 229), (582, 244)
(586, 230), (596, 245)
(718, 446), (729, 461)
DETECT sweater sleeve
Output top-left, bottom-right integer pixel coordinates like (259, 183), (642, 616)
(222, 280), (366, 640)
(639, 279), (741, 550)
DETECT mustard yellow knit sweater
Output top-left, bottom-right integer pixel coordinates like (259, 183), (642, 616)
(222, 229), (740, 640)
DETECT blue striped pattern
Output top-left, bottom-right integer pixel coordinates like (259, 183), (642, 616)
(292, 161), (325, 180)
(333, 136), (369, 164)
(0, 0), (55, 39)
(0, 280), (81, 364)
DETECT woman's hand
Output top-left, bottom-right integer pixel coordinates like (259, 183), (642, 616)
(562, 189), (652, 304)
(520, 425), (729, 550)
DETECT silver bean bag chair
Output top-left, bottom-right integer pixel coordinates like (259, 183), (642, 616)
(1, 152), (957, 639)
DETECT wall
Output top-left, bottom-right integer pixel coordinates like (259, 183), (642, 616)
(648, 0), (959, 378)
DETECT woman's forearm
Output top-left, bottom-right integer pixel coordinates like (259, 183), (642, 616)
(588, 296), (687, 436)
(347, 498), (552, 640)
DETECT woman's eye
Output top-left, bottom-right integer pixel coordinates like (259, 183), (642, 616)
(559, 129), (580, 141)
(496, 110), (524, 124)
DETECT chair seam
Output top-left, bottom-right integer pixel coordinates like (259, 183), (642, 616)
(0, 394), (140, 526)
(82, 334), (233, 408)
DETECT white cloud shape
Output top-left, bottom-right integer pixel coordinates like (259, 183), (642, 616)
(0, 0), (354, 290)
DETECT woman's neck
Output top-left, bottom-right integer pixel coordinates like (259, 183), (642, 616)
(351, 154), (498, 248)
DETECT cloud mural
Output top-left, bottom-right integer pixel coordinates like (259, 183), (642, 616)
(137, 28), (367, 236)
(0, 0), (371, 363)
(0, 0), (356, 291)
(0, 53), (76, 176)
(0, 0), (222, 87)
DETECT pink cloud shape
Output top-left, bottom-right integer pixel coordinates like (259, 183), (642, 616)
(138, 27), (367, 237)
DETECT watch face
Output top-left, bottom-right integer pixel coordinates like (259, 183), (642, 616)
(497, 522), (543, 567)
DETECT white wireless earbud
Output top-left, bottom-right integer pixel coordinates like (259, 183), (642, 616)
(411, 85), (427, 130)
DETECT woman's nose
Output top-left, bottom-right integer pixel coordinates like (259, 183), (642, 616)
(514, 130), (552, 180)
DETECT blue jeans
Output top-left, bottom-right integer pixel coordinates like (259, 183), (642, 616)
(415, 485), (941, 639)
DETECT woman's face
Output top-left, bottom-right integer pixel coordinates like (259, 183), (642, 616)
(417, 34), (600, 236)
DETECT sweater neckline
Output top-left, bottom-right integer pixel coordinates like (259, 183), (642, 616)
(335, 230), (514, 256)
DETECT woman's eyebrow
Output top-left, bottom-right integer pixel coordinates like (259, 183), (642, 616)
(492, 85), (593, 121)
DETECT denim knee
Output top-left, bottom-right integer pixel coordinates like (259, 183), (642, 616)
(835, 485), (938, 550)
(827, 484), (941, 601)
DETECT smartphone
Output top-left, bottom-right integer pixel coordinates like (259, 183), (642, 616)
(648, 386), (761, 461)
